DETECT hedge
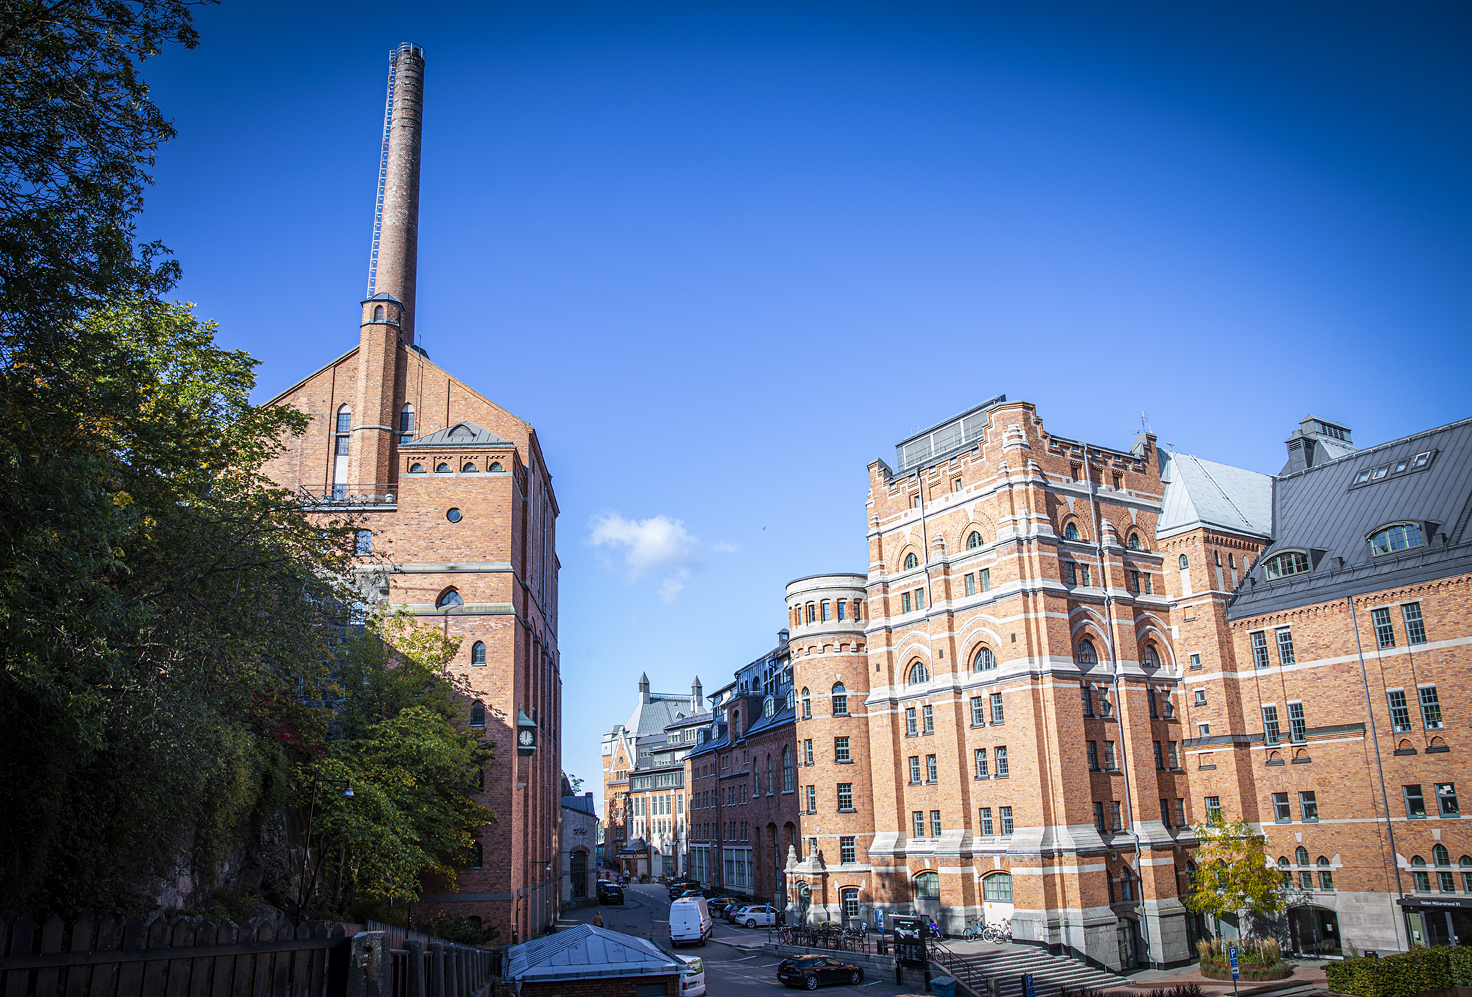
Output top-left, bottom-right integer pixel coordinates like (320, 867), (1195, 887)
(1325, 946), (1472, 997)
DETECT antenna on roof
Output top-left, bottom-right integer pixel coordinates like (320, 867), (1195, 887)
(1140, 411), (1151, 435)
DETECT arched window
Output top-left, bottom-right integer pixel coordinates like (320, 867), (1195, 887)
(908, 661), (930, 685)
(763, 697), (774, 718)
(489, 462), (503, 471)
(1318, 856), (1334, 890)
(1435, 844), (1451, 866)
(1127, 533), (1142, 551)
(409, 462), (425, 473)
(471, 641), (486, 666)
(1076, 639), (1097, 666)
(801, 688), (811, 720)
(1063, 522), (1079, 540)
(1264, 550), (1311, 579)
(1370, 523), (1426, 556)
(973, 646), (996, 671)
(982, 872), (1013, 902)
(468, 840), (482, 868)
(336, 405), (351, 434)
(782, 746), (793, 792)
(470, 700), (486, 727)
(399, 403), (415, 439)
(373, 305), (385, 321)
(767, 755), (773, 791)
(1229, 554), (1236, 569)
(1296, 846), (1310, 866)
(841, 887), (860, 918)
(436, 462), (452, 473)
(437, 588), (464, 609)
(831, 683), (848, 715)
(1142, 645), (1160, 669)
(904, 552), (918, 570)
(462, 462), (478, 473)
(1277, 856), (1291, 885)
(914, 871), (940, 899)
(1179, 554), (1189, 569)
(967, 531), (984, 549)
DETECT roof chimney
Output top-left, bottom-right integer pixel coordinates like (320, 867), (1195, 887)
(367, 43), (426, 345)
(691, 676), (703, 712)
(1282, 414), (1355, 475)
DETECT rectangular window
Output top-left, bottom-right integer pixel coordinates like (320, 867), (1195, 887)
(1288, 702), (1307, 742)
(1205, 796), (1222, 822)
(1167, 741), (1179, 768)
(1421, 686), (1444, 730)
(1159, 798), (1171, 827)
(1199, 723), (1210, 737)
(1000, 806), (1015, 836)
(923, 704), (934, 734)
(1403, 602), (1428, 645)
(1372, 607), (1396, 649)
(1110, 801), (1122, 832)
(1082, 685), (1094, 717)
(1405, 784), (1428, 818)
(902, 591), (912, 614)
(335, 436), (349, 456)
(1129, 570), (1140, 593)
(975, 748), (989, 777)
(1251, 631), (1270, 669)
(834, 737), (851, 763)
(1144, 573), (1153, 594)
(837, 783), (854, 811)
(965, 573), (976, 596)
(1415, 869), (1433, 892)
(840, 836), (856, 863)
(915, 588), (925, 610)
(908, 756), (921, 784)
(1437, 783), (1460, 816)
(995, 746), (1009, 778)
(805, 786), (816, 812)
(1094, 801), (1105, 833)
(1148, 690), (1158, 719)
(1272, 792), (1291, 822)
(804, 739), (814, 765)
(1440, 871), (1457, 893)
(931, 810), (943, 836)
(1173, 798), (1186, 827)
(979, 807), (994, 836)
(821, 601), (831, 621)
(926, 754), (938, 782)
(905, 707), (917, 736)
(837, 601), (846, 621)
(912, 811), (925, 838)
(979, 568), (991, 592)
(1263, 705), (1281, 745)
(1087, 741), (1099, 771)
(1276, 628), (1296, 666)
(1104, 741), (1117, 770)
(1300, 790), (1318, 822)
(1065, 563), (1077, 585)
(1388, 690), (1412, 732)
(1153, 741), (1164, 769)
(990, 692), (1005, 725)
(971, 696), (986, 726)
(1190, 653), (1201, 670)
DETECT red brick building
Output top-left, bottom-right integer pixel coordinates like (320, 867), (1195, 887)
(261, 45), (561, 945)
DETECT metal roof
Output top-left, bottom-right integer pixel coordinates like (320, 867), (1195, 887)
(892, 395), (1008, 475)
(1228, 416), (1472, 619)
(1157, 451), (1274, 541)
(399, 421), (511, 449)
(503, 925), (679, 984)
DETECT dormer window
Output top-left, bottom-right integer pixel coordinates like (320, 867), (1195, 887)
(1264, 550), (1311, 579)
(1370, 523), (1425, 557)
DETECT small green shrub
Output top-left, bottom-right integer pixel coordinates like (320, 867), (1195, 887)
(1326, 946), (1454, 997)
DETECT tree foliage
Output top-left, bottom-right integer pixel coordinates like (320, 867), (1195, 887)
(1185, 814), (1286, 922)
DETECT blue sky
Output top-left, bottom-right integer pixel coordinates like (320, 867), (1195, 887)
(140, 2), (1472, 807)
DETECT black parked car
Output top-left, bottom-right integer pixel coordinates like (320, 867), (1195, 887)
(597, 882), (624, 905)
(777, 955), (864, 990)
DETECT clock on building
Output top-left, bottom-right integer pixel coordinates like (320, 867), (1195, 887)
(516, 709), (537, 755)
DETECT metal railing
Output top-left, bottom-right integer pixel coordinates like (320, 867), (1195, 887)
(769, 924), (879, 954)
(300, 484), (398, 506)
(930, 940), (989, 996)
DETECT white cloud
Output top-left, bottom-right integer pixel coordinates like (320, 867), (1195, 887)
(589, 513), (700, 578)
(709, 540), (741, 553)
(658, 578), (686, 603)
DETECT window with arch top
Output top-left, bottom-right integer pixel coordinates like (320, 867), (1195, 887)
(914, 871), (940, 898)
(904, 552), (918, 570)
(973, 646), (996, 672)
(469, 700), (486, 727)
(831, 682), (848, 715)
(373, 304), (384, 322)
(489, 461), (502, 471)
(1179, 554), (1189, 569)
(335, 404), (351, 434)
(471, 640), (486, 666)
(801, 688), (811, 720)
(462, 462), (478, 473)
(436, 462), (451, 473)
(967, 531), (984, 549)
(1076, 639), (1097, 666)
(1127, 533), (1142, 551)
(1296, 846), (1310, 866)
(1264, 550), (1310, 578)
(1435, 844), (1451, 866)
(1063, 522), (1079, 540)
(1142, 645), (1160, 669)
(1370, 522), (1426, 556)
(907, 661), (930, 685)
(409, 462), (425, 473)
(436, 589), (464, 609)
(982, 872), (1012, 901)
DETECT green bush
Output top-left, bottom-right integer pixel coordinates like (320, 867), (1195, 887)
(1326, 946), (1454, 997)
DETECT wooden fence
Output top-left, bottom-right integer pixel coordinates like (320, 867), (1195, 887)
(0, 915), (493, 997)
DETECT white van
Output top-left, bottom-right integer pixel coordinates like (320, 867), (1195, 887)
(669, 896), (712, 946)
(675, 954), (706, 996)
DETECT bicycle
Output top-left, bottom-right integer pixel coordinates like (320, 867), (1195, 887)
(961, 917), (984, 941)
(981, 919), (1012, 943)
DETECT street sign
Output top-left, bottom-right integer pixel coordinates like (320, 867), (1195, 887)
(1024, 973), (1036, 997)
(1228, 946), (1239, 980)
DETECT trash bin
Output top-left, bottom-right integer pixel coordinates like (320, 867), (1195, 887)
(930, 975), (958, 997)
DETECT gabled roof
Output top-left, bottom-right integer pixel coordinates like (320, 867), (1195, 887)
(400, 421), (511, 449)
(1229, 415), (1472, 618)
(503, 924), (679, 984)
(1157, 451), (1274, 541)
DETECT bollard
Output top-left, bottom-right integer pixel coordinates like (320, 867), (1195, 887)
(347, 932), (388, 997)
(429, 943), (446, 997)
(406, 939), (426, 997)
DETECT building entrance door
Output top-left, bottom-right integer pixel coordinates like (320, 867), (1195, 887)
(1288, 906), (1340, 955)
(1116, 920), (1140, 969)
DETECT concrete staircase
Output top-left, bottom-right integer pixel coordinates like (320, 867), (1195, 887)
(933, 941), (1127, 997)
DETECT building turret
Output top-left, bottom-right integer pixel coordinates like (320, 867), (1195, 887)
(691, 676), (703, 712)
(638, 672), (650, 704)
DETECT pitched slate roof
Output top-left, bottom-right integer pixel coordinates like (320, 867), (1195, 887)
(400, 421), (510, 448)
(503, 924), (679, 984)
(1157, 451), (1274, 541)
(1228, 416), (1472, 619)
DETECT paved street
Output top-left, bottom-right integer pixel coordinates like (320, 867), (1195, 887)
(557, 883), (928, 995)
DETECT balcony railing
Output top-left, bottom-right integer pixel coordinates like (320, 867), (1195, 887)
(301, 483), (398, 506)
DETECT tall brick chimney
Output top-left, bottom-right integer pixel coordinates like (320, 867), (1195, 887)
(367, 42), (426, 345)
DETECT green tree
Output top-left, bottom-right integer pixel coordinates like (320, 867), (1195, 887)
(1186, 814), (1287, 923)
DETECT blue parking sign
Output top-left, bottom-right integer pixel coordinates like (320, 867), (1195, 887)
(1228, 946), (1240, 981)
